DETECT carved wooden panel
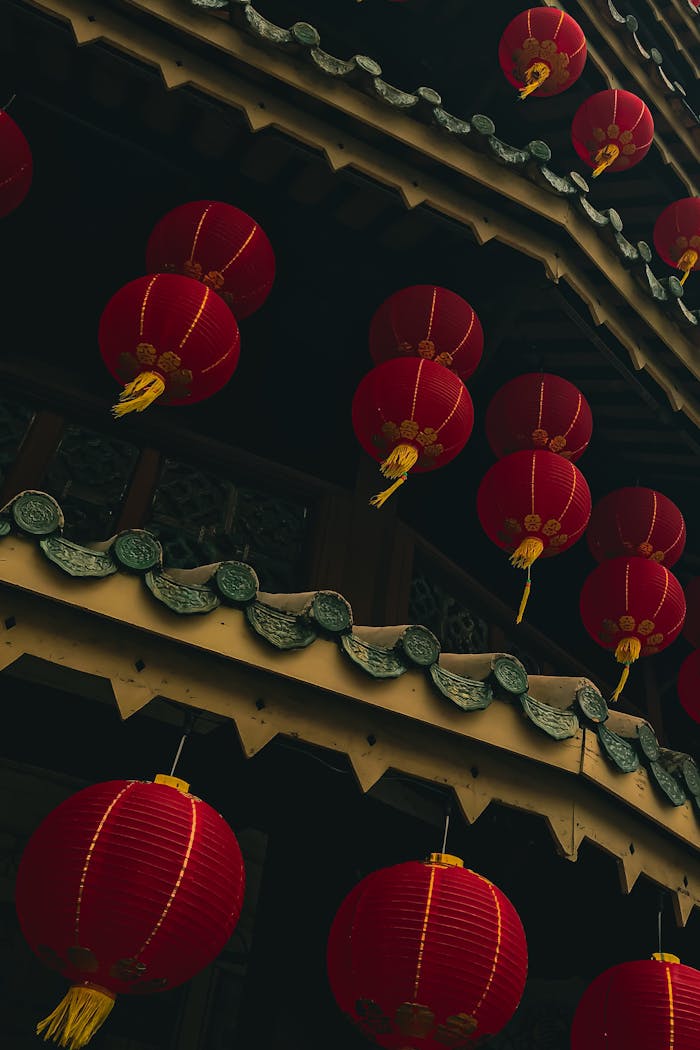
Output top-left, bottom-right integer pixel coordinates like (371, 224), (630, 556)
(409, 571), (489, 654)
(146, 458), (308, 591)
(43, 425), (139, 543)
(0, 394), (33, 487)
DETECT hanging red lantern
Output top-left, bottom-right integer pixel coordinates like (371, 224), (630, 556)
(653, 197), (700, 285)
(477, 449), (591, 623)
(352, 357), (474, 508)
(485, 373), (592, 462)
(368, 285), (483, 382)
(327, 853), (528, 1050)
(99, 273), (240, 417)
(586, 487), (685, 568)
(0, 109), (32, 218)
(15, 775), (245, 1049)
(683, 577), (700, 647)
(571, 89), (654, 177)
(498, 8), (587, 100)
(571, 954), (700, 1050)
(580, 556), (685, 701)
(678, 649), (700, 723)
(145, 200), (275, 319)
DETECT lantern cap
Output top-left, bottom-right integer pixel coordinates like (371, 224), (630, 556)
(154, 773), (190, 794)
(427, 852), (464, 867)
(652, 952), (681, 964)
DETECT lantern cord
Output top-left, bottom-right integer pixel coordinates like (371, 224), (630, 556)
(112, 371), (166, 418)
(592, 143), (620, 178)
(515, 566), (532, 626)
(678, 249), (698, 285)
(169, 734), (188, 777)
(519, 62), (550, 100)
(169, 712), (197, 777)
(611, 638), (641, 703)
(370, 472), (408, 509)
(2, 94), (16, 111)
(441, 805), (451, 855)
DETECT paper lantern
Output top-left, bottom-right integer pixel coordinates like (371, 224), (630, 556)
(368, 285), (483, 381)
(678, 649), (700, 724)
(327, 853), (527, 1050)
(477, 449), (591, 622)
(580, 556), (685, 701)
(485, 373), (592, 462)
(571, 954), (700, 1050)
(498, 8), (587, 100)
(15, 775), (245, 1048)
(587, 487), (685, 568)
(0, 109), (32, 218)
(352, 357), (474, 507)
(99, 273), (240, 417)
(571, 89), (654, 177)
(683, 577), (700, 647)
(145, 200), (275, 319)
(653, 197), (700, 285)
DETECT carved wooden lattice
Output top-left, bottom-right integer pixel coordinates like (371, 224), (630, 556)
(43, 425), (139, 543)
(0, 395), (33, 487)
(409, 572), (489, 654)
(146, 458), (308, 592)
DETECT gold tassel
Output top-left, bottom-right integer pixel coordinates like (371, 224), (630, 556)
(515, 567), (532, 625)
(678, 248), (698, 285)
(610, 637), (641, 703)
(592, 143), (620, 178)
(370, 473), (408, 509)
(112, 371), (166, 418)
(510, 537), (544, 570)
(37, 985), (116, 1049)
(380, 443), (419, 480)
(519, 62), (550, 100)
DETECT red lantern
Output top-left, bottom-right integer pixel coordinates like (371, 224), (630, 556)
(327, 853), (528, 1049)
(678, 649), (700, 723)
(580, 556), (685, 701)
(477, 449), (591, 622)
(571, 89), (654, 177)
(99, 273), (240, 417)
(15, 775), (245, 1048)
(586, 487), (685, 568)
(145, 200), (275, 319)
(683, 577), (700, 647)
(368, 286), (483, 382)
(352, 357), (474, 508)
(571, 954), (700, 1050)
(653, 197), (700, 285)
(485, 373), (592, 462)
(0, 109), (32, 218)
(498, 8), (587, 100)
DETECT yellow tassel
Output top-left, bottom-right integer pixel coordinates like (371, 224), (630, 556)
(112, 371), (166, 418)
(380, 443), (419, 480)
(37, 985), (116, 1049)
(515, 567), (532, 625)
(610, 637), (641, 703)
(370, 473), (408, 509)
(592, 143), (620, 178)
(519, 62), (550, 100)
(678, 248), (698, 285)
(510, 536), (544, 570)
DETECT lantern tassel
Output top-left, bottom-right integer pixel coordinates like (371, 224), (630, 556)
(610, 637), (642, 703)
(515, 566), (532, 625)
(678, 248), (698, 285)
(592, 143), (620, 178)
(510, 536), (544, 570)
(380, 443), (419, 479)
(37, 984), (116, 1049)
(370, 472), (408, 509)
(112, 371), (166, 418)
(519, 62), (550, 100)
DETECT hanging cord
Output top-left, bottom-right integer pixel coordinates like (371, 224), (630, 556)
(440, 802), (452, 854)
(2, 94), (16, 112)
(658, 891), (664, 958)
(169, 711), (197, 777)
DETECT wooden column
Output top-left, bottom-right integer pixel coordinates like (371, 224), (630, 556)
(0, 411), (64, 506)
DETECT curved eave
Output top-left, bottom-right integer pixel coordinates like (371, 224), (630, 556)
(1, 491), (700, 924)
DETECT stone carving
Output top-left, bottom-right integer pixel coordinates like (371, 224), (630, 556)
(648, 760), (687, 807)
(145, 572), (220, 615)
(309, 592), (352, 634)
(215, 561), (259, 605)
(491, 657), (529, 696)
(429, 664), (493, 712)
(246, 602), (316, 651)
(113, 531), (163, 572)
(39, 537), (118, 578)
(399, 625), (441, 667)
(340, 634), (407, 679)
(597, 724), (640, 773)
(520, 695), (580, 741)
(12, 492), (63, 536)
(575, 685), (609, 724)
